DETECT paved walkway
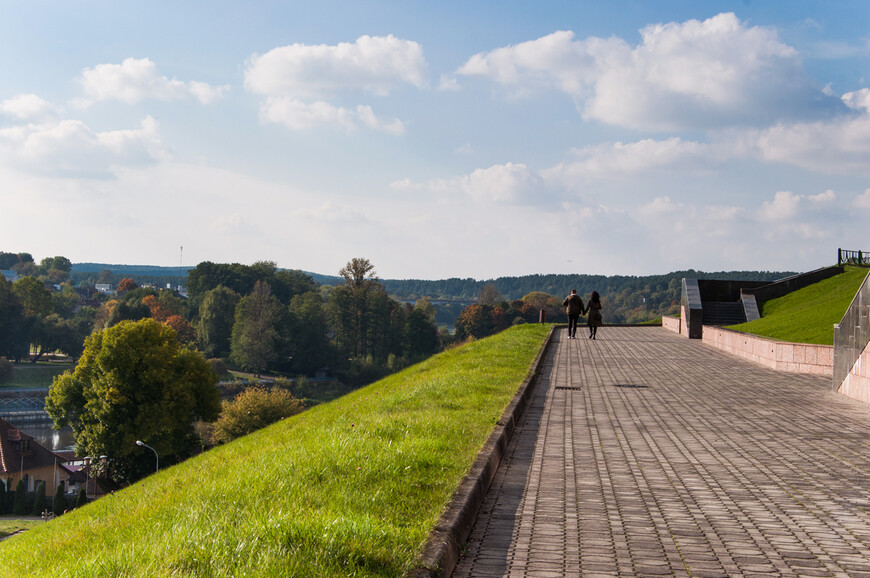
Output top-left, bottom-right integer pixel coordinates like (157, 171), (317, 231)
(453, 326), (870, 577)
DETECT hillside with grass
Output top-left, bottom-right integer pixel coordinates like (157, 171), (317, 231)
(726, 266), (869, 345)
(0, 324), (550, 577)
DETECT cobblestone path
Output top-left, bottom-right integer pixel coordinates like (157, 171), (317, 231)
(453, 326), (870, 577)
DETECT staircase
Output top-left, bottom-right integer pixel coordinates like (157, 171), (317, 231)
(700, 301), (746, 326)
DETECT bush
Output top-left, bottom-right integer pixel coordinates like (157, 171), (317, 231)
(75, 487), (88, 508)
(206, 358), (229, 380)
(53, 484), (66, 516)
(32, 481), (46, 516)
(211, 386), (305, 444)
(12, 479), (27, 515)
(0, 479), (5, 514)
(0, 357), (13, 383)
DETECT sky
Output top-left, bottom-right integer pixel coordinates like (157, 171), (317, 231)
(1, 1), (869, 280)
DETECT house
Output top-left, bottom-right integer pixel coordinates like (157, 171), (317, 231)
(0, 418), (78, 498)
(1, 269), (19, 283)
(94, 283), (116, 296)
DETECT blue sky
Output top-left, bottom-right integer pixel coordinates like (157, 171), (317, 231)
(1, 1), (868, 279)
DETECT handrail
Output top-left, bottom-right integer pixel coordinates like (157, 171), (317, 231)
(838, 248), (870, 267)
(833, 269), (870, 390)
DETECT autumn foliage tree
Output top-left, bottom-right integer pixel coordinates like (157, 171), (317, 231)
(116, 278), (138, 293)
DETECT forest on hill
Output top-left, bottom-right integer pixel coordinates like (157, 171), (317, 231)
(70, 262), (794, 325)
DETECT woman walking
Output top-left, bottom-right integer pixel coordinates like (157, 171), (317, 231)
(586, 291), (602, 339)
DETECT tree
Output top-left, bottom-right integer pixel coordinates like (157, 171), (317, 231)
(0, 277), (29, 361)
(230, 282), (287, 376)
(13, 276), (52, 319)
(339, 257), (378, 289)
(75, 487), (87, 508)
(116, 278), (138, 293)
(46, 318), (221, 485)
(12, 479), (26, 515)
(407, 307), (439, 359)
(478, 283), (503, 306)
(454, 303), (495, 340)
(210, 386), (305, 444)
(286, 291), (330, 375)
(196, 286), (240, 358)
(53, 483), (66, 515)
(32, 481), (46, 515)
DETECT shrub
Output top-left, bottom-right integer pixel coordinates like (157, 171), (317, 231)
(211, 386), (305, 444)
(53, 484), (66, 516)
(0, 479), (5, 514)
(12, 479), (27, 515)
(75, 488), (87, 508)
(32, 481), (46, 516)
(0, 357), (13, 383)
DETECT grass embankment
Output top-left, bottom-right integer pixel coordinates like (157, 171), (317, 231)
(727, 266), (869, 345)
(0, 324), (551, 577)
(0, 363), (72, 389)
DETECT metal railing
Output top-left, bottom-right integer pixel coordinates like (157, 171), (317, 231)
(0, 396), (47, 416)
(838, 248), (870, 267)
(833, 269), (870, 390)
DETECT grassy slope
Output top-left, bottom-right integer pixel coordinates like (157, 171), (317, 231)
(726, 266), (869, 345)
(0, 324), (551, 577)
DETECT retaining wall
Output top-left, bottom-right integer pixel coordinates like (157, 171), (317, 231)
(838, 341), (870, 403)
(662, 315), (681, 335)
(701, 325), (833, 376)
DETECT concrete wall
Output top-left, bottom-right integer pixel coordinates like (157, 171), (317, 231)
(701, 325), (833, 376)
(662, 315), (681, 335)
(838, 341), (870, 403)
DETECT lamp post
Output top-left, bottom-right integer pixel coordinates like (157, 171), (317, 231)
(136, 441), (158, 474)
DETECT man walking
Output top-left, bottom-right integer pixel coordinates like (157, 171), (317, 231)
(562, 289), (585, 339)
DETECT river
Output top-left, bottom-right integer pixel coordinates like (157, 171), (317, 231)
(4, 418), (76, 452)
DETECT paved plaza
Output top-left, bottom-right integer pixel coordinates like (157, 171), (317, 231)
(453, 326), (870, 577)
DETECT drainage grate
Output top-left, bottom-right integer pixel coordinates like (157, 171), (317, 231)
(555, 386), (583, 390)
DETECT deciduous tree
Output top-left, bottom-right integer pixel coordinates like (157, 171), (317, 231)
(230, 282), (287, 376)
(46, 318), (221, 485)
(196, 285), (240, 358)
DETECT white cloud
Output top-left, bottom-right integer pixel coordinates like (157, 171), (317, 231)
(0, 116), (164, 177)
(258, 98), (405, 134)
(244, 35), (428, 97)
(843, 88), (870, 113)
(753, 114), (870, 175)
(245, 35), (425, 135)
(758, 190), (802, 221)
(0, 94), (57, 120)
(458, 13), (841, 131)
(854, 189), (870, 209)
(77, 57), (229, 106)
(543, 138), (718, 184)
(411, 162), (544, 205)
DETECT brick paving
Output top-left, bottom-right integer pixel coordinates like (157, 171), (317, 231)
(452, 326), (870, 577)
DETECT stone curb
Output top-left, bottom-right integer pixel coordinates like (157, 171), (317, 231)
(408, 325), (557, 577)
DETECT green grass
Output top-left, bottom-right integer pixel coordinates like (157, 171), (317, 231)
(0, 363), (73, 389)
(726, 266), (869, 345)
(0, 519), (44, 538)
(0, 324), (551, 577)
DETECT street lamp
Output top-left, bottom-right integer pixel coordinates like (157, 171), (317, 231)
(136, 441), (158, 474)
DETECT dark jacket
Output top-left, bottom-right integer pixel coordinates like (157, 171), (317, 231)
(563, 294), (584, 316)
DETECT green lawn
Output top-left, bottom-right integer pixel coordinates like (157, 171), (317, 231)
(0, 324), (551, 577)
(0, 363), (73, 389)
(0, 519), (44, 539)
(726, 266), (869, 345)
